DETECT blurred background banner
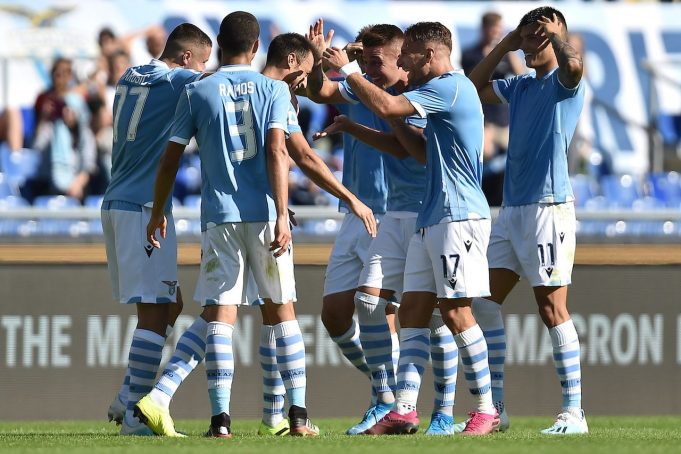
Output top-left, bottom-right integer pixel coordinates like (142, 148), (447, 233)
(0, 1), (681, 174)
(1, 258), (681, 420)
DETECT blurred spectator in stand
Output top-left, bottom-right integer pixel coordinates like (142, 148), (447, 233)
(462, 11), (524, 206)
(0, 107), (24, 152)
(22, 58), (96, 202)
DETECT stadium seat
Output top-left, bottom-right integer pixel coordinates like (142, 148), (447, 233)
(0, 172), (17, 198)
(183, 195), (201, 208)
(84, 195), (104, 208)
(600, 174), (640, 208)
(648, 172), (681, 207)
(570, 174), (596, 208)
(0, 195), (28, 236)
(33, 195), (82, 236)
(657, 113), (681, 145)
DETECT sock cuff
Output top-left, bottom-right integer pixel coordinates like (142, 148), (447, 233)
(549, 319), (579, 346)
(260, 325), (276, 344)
(189, 316), (208, 333)
(165, 325), (174, 337)
(273, 320), (301, 338)
(400, 327), (430, 342)
(454, 324), (484, 347)
(429, 316), (449, 336)
(134, 328), (166, 346)
(207, 322), (234, 337)
(331, 319), (358, 343)
(354, 291), (382, 306)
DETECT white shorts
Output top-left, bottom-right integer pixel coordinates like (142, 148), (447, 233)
(194, 222), (296, 306)
(102, 201), (178, 304)
(403, 220), (491, 299)
(358, 212), (416, 300)
(323, 213), (379, 296)
(488, 202), (576, 287)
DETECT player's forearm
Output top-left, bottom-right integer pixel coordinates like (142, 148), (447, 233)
(389, 120), (427, 164)
(468, 45), (508, 92)
(549, 33), (583, 89)
(345, 73), (405, 119)
(345, 122), (409, 159)
(151, 146), (181, 218)
(267, 144), (291, 220)
(287, 133), (346, 200)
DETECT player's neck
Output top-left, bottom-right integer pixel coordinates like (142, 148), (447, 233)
(220, 53), (253, 67)
(534, 61), (559, 79)
(261, 65), (281, 80)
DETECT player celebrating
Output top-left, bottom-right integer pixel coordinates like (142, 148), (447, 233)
(324, 21), (498, 435)
(468, 7), (587, 435)
(137, 12), (318, 438)
(101, 23), (212, 436)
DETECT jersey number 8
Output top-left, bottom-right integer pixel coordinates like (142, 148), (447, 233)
(226, 100), (257, 162)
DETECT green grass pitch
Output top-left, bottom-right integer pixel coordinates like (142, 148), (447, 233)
(1, 417), (680, 453)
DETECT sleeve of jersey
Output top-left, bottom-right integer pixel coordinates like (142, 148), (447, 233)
(553, 70), (583, 100)
(402, 80), (450, 118)
(404, 113), (427, 130)
(286, 103), (302, 137)
(337, 78), (361, 104)
(492, 75), (521, 104)
(169, 87), (194, 145)
(268, 82), (290, 132)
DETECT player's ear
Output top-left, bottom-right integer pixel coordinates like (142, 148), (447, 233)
(252, 38), (260, 56)
(425, 47), (435, 63)
(287, 52), (296, 69)
(181, 50), (192, 66)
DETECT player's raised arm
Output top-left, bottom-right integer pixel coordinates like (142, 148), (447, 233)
(304, 19), (347, 104)
(537, 13), (583, 89)
(323, 47), (415, 119)
(468, 28), (521, 104)
(286, 131), (376, 237)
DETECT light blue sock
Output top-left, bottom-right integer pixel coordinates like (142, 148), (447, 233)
(430, 315), (457, 417)
(455, 324), (494, 414)
(274, 320), (307, 408)
(260, 325), (286, 425)
(355, 292), (396, 404)
(331, 320), (372, 381)
(125, 329), (165, 425)
(205, 322), (234, 416)
(550, 319), (582, 410)
(395, 327), (430, 415)
(473, 298), (506, 404)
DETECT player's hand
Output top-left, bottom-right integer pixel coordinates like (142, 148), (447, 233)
(348, 198), (377, 238)
(313, 115), (351, 140)
(344, 42), (363, 63)
(146, 212), (167, 249)
(323, 47), (350, 72)
(537, 13), (564, 40)
(271, 216), (292, 258)
(499, 27), (522, 52)
(306, 18), (334, 63)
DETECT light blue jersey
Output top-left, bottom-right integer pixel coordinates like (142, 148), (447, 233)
(104, 60), (201, 207)
(493, 68), (584, 206)
(402, 70), (490, 229)
(336, 77), (388, 214)
(286, 101), (302, 136)
(339, 78), (426, 213)
(169, 65), (291, 229)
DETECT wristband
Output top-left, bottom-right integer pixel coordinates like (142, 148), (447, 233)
(340, 60), (362, 78)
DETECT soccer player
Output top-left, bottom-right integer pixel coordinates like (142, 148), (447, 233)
(312, 23), (465, 435)
(305, 20), (394, 431)
(323, 21), (498, 435)
(137, 12), (318, 437)
(467, 7), (587, 435)
(101, 23), (212, 436)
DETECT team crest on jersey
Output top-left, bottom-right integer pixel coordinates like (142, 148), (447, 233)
(163, 280), (177, 295)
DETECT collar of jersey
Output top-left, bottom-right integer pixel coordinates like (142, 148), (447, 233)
(149, 58), (169, 69)
(532, 66), (559, 81)
(218, 64), (254, 72)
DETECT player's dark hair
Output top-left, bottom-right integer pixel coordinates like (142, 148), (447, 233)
(361, 24), (404, 48)
(265, 33), (313, 67)
(404, 22), (452, 51)
(355, 24), (375, 43)
(481, 12), (502, 29)
(217, 11), (260, 55)
(518, 7), (567, 32)
(160, 23), (212, 59)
